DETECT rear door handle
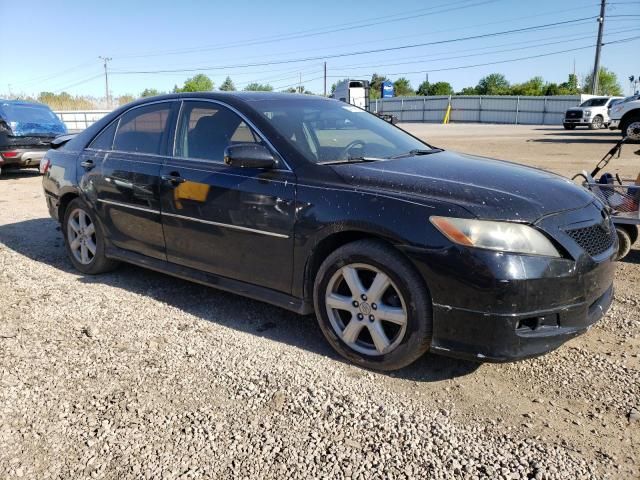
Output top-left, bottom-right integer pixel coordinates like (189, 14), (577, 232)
(161, 172), (186, 185)
(80, 159), (95, 170)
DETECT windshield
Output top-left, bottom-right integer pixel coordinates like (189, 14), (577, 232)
(252, 98), (434, 164)
(0, 102), (67, 136)
(1, 103), (60, 123)
(579, 98), (608, 107)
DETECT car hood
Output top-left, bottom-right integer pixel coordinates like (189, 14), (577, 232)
(332, 150), (595, 222)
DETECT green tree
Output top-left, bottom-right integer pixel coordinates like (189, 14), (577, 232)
(393, 77), (414, 97)
(140, 88), (161, 97)
(369, 73), (388, 99)
(174, 74), (214, 93)
(416, 81), (430, 96)
(544, 83), (563, 96)
(457, 86), (478, 95)
(476, 73), (510, 95)
(567, 73), (579, 92)
(510, 76), (545, 96)
(584, 67), (622, 96)
(417, 81), (454, 96)
(219, 76), (236, 91)
(244, 83), (273, 92)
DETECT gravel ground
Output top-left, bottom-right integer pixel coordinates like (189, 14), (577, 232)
(1, 125), (639, 479)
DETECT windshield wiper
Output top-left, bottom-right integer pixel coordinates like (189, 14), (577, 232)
(388, 148), (442, 159)
(318, 156), (385, 165)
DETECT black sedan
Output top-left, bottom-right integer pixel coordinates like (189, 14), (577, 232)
(42, 93), (616, 370)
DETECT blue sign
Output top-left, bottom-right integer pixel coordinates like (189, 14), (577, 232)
(381, 81), (394, 98)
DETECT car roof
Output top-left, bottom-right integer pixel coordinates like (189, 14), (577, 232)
(127, 91), (332, 108)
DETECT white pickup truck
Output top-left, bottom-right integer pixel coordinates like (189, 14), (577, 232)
(608, 94), (640, 142)
(563, 96), (623, 130)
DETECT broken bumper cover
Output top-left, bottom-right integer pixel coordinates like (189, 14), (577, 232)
(430, 283), (613, 362)
(405, 243), (616, 363)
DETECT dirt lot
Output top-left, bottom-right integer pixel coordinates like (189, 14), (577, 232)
(0, 125), (638, 479)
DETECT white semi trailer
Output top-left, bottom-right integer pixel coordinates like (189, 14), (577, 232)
(332, 79), (370, 110)
(331, 79), (397, 123)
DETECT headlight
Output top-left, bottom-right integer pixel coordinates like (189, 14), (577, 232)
(430, 217), (561, 257)
(584, 110), (592, 116)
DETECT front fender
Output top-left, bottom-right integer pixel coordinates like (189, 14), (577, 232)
(291, 182), (472, 299)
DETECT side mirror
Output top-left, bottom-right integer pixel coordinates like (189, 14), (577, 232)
(224, 143), (275, 169)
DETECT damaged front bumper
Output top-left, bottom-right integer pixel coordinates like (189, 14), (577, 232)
(404, 204), (617, 362)
(429, 282), (613, 362)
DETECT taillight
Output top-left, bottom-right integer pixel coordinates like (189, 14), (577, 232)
(40, 156), (51, 174)
(0, 150), (18, 159)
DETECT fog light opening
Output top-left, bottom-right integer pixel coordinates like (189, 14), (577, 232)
(516, 317), (541, 331)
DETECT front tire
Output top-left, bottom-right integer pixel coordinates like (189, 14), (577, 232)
(313, 240), (432, 371)
(63, 198), (119, 274)
(620, 114), (640, 143)
(589, 115), (603, 130)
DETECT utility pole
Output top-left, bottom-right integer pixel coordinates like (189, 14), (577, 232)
(99, 56), (112, 108)
(590, 0), (606, 95)
(324, 61), (327, 97)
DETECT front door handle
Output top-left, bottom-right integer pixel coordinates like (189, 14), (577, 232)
(161, 172), (186, 186)
(80, 159), (95, 170)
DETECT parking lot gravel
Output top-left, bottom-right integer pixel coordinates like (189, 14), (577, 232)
(0, 125), (638, 479)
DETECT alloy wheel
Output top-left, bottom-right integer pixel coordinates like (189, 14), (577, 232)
(626, 121), (640, 141)
(325, 263), (408, 356)
(67, 208), (97, 265)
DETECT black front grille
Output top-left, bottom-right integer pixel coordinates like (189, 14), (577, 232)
(566, 223), (615, 257)
(565, 110), (583, 119)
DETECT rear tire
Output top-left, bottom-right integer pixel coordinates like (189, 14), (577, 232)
(615, 226), (633, 261)
(313, 239), (432, 371)
(589, 115), (603, 130)
(62, 198), (119, 274)
(563, 123), (576, 130)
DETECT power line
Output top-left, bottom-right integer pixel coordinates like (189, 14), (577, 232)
(328, 27), (640, 73)
(111, 17), (596, 75)
(325, 35), (640, 78)
(51, 74), (104, 93)
(17, 60), (97, 87)
(109, 5), (602, 75)
(115, 0), (495, 60)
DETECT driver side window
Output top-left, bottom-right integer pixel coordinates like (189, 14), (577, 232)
(175, 101), (263, 162)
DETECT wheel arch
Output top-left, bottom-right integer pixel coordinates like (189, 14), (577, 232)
(58, 190), (80, 222)
(302, 228), (409, 302)
(620, 108), (640, 125)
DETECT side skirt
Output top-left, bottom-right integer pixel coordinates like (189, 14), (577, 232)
(105, 246), (314, 315)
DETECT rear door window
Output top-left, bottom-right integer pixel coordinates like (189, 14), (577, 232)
(89, 121), (117, 150)
(113, 103), (171, 155)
